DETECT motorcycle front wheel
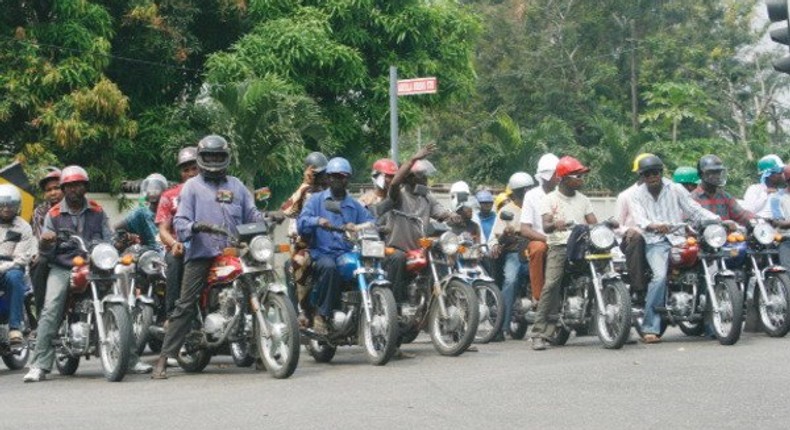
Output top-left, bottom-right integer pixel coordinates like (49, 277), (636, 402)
(132, 304), (154, 356)
(759, 273), (790, 338)
(360, 286), (398, 366)
(595, 280), (632, 349)
(99, 304), (133, 382)
(256, 293), (299, 379)
(428, 280), (480, 356)
(707, 277), (743, 345)
(474, 281), (504, 344)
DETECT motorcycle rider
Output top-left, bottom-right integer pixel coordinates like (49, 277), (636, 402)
(629, 155), (719, 344)
(743, 154), (786, 218)
(24, 166), (144, 382)
(115, 173), (168, 251)
(772, 165), (790, 268)
(673, 166), (700, 193)
(475, 190), (496, 243)
(530, 156), (598, 351)
(0, 185), (37, 344)
(519, 153), (559, 304)
(30, 168), (63, 325)
(359, 158), (398, 212)
(690, 155), (753, 227)
(155, 147), (199, 316)
(489, 172), (534, 340)
(297, 157), (374, 335)
(449, 181), (484, 244)
(151, 135), (263, 379)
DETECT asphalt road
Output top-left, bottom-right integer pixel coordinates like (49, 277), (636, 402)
(2, 328), (789, 430)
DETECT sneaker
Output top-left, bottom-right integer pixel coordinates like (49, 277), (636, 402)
(23, 367), (46, 383)
(531, 337), (547, 351)
(313, 315), (328, 336)
(130, 361), (153, 374)
(8, 330), (23, 344)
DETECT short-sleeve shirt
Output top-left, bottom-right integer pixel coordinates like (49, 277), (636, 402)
(539, 190), (594, 246)
(155, 183), (183, 228)
(386, 184), (449, 251)
(520, 186), (547, 234)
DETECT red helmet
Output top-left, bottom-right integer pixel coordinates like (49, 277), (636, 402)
(38, 167), (61, 190)
(60, 165), (89, 187)
(372, 158), (398, 176)
(555, 156), (589, 178)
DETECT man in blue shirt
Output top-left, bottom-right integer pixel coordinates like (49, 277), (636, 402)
(298, 157), (374, 335)
(475, 190), (496, 243)
(151, 135), (262, 379)
(114, 173), (168, 252)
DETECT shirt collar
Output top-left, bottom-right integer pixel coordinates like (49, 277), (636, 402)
(320, 189), (354, 207)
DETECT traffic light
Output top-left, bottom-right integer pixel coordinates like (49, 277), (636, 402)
(767, 0), (790, 73)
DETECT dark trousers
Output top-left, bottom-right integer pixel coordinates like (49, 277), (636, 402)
(621, 230), (647, 293)
(311, 256), (341, 318)
(384, 250), (408, 303)
(30, 255), (51, 327)
(160, 258), (213, 358)
(165, 251), (185, 316)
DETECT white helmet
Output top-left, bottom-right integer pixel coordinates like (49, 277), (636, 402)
(450, 181), (471, 195)
(508, 172), (535, 190)
(536, 153), (560, 182)
(140, 173), (168, 201)
(450, 181), (471, 211)
(0, 184), (22, 210)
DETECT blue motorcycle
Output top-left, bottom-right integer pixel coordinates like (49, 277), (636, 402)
(0, 284), (31, 370)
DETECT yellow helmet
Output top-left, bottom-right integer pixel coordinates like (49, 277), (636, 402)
(632, 153), (656, 173)
(493, 186), (512, 211)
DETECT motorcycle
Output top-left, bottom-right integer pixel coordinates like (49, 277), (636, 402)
(455, 236), (504, 344)
(176, 219), (300, 379)
(0, 283), (32, 370)
(722, 219), (790, 337)
(53, 231), (134, 381)
(495, 211), (532, 340)
(303, 211), (399, 366)
(393, 210), (480, 356)
(632, 221), (743, 345)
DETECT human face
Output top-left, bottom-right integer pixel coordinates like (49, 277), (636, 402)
(562, 173), (586, 191)
(62, 182), (87, 206)
(0, 203), (17, 223)
(42, 179), (64, 205)
(641, 168), (663, 190)
(479, 202), (493, 216)
(328, 173), (349, 195)
(179, 161), (199, 182)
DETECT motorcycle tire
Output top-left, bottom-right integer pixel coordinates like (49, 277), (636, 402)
(230, 340), (255, 367)
(360, 286), (399, 366)
(307, 339), (337, 363)
(132, 304), (155, 356)
(147, 337), (163, 354)
(707, 277), (743, 345)
(758, 273), (790, 338)
(255, 293), (300, 379)
(2, 345), (30, 370)
(473, 281), (504, 344)
(509, 318), (529, 340)
(678, 321), (705, 337)
(55, 353), (80, 376)
(99, 304), (133, 382)
(398, 326), (421, 345)
(594, 279), (632, 349)
(428, 280), (480, 356)
(548, 327), (571, 346)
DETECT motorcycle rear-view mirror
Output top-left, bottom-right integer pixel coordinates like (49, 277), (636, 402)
(499, 211), (515, 222)
(325, 200), (342, 214)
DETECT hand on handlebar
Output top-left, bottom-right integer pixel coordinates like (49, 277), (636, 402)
(554, 218), (567, 231)
(648, 223), (670, 235)
(318, 218), (332, 229)
(41, 231), (56, 244)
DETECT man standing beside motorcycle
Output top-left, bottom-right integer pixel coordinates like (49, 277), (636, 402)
(151, 135), (262, 379)
(30, 168), (63, 328)
(24, 166), (116, 382)
(0, 185), (37, 345)
(629, 155), (719, 344)
(530, 156), (598, 351)
(297, 157), (374, 335)
(489, 172), (534, 341)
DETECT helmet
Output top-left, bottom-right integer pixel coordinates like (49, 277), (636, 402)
(139, 173), (168, 201)
(196, 135), (231, 176)
(637, 155), (664, 174)
(696, 154), (727, 187)
(0, 184), (21, 209)
(60, 165), (89, 187)
(326, 157), (352, 175)
(632, 153), (656, 173)
(450, 181), (471, 195)
(450, 181), (471, 209)
(372, 158), (398, 176)
(673, 166), (700, 185)
(304, 152), (329, 173)
(508, 172), (535, 190)
(555, 156), (590, 178)
(757, 154), (784, 174)
(177, 146), (198, 167)
(38, 167), (61, 190)
(536, 153), (559, 182)
(410, 159), (437, 177)
(475, 190), (494, 204)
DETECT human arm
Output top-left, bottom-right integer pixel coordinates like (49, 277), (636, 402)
(388, 142), (436, 201)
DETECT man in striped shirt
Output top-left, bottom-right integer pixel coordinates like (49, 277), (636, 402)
(690, 155), (753, 227)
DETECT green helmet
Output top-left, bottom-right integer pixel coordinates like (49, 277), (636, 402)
(757, 154), (784, 175)
(673, 166), (700, 185)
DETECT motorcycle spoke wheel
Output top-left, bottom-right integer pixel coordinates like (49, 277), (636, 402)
(428, 280), (479, 356)
(759, 273), (790, 337)
(595, 280), (631, 349)
(132, 305), (154, 356)
(474, 282), (504, 344)
(708, 278), (743, 345)
(361, 287), (398, 366)
(256, 294), (299, 379)
(100, 304), (132, 382)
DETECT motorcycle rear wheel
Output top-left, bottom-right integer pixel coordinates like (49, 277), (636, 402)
(548, 327), (571, 346)
(595, 280), (632, 349)
(428, 280), (480, 356)
(473, 281), (504, 344)
(759, 273), (790, 338)
(99, 304), (133, 382)
(230, 340), (255, 367)
(361, 287), (398, 366)
(55, 353), (80, 376)
(678, 321), (705, 336)
(307, 340), (336, 363)
(707, 277), (743, 345)
(132, 304), (154, 356)
(256, 294), (299, 378)
(509, 318), (529, 340)
(177, 330), (212, 373)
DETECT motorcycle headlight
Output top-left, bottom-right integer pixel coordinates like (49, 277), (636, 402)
(589, 225), (616, 250)
(91, 243), (119, 271)
(138, 250), (164, 275)
(753, 222), (777, 246)
(249, 236), (274, 263)
(439, 232), (461, 256)
(703, 224), (727, 249)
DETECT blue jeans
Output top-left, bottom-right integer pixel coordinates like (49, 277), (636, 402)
(642, 240), (671, 335)
(0, 268), (26, 329)
(311, 256), (341, 318)
(500, 252), (528, 334)
(779, 241), (790, 270)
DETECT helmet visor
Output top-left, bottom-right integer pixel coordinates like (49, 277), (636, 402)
(702, 168), (727, 187)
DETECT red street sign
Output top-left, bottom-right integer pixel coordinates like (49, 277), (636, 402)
(397, 77), (438, 96)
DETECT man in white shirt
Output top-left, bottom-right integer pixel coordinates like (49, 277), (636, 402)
(743, 154), (785, 218)
(615, 154), (653, 298)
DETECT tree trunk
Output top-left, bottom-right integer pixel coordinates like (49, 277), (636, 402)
(630, 20), (639, 132)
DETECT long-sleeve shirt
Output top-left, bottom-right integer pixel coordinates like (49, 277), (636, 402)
(614, 183), (639, 235)
(174, 174), (262, 261)
(631, 178), (719, 245)
(297, 190), (374, 259)
(690, 186), (753, 226)
(0, 217), (37, 272)
(743, 183), (773, 218)
(32, 201), (52, 240)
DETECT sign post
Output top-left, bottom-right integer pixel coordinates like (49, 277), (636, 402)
(389, 67), (438, 163)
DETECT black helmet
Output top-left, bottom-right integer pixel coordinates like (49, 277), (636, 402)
(637, 155), (664, 174)
(196, 135), (230, 178)
(697, 154), (727, 187)
(177, 146), (198, 167)
(304, 151), (329, 173)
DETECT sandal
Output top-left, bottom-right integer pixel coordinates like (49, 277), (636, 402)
(641, 334), (661, 344)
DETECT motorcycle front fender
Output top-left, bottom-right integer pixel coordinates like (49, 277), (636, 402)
(368, 279), (392, 290)
(715, 269), (736, 279)
(136, 295), (155, 306)
(264, 282), (288, 295)
(101, 294), (127, 306)
(764, 265), (787, 274)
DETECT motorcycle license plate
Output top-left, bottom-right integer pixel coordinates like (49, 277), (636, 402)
(362, 240), (385, 258)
